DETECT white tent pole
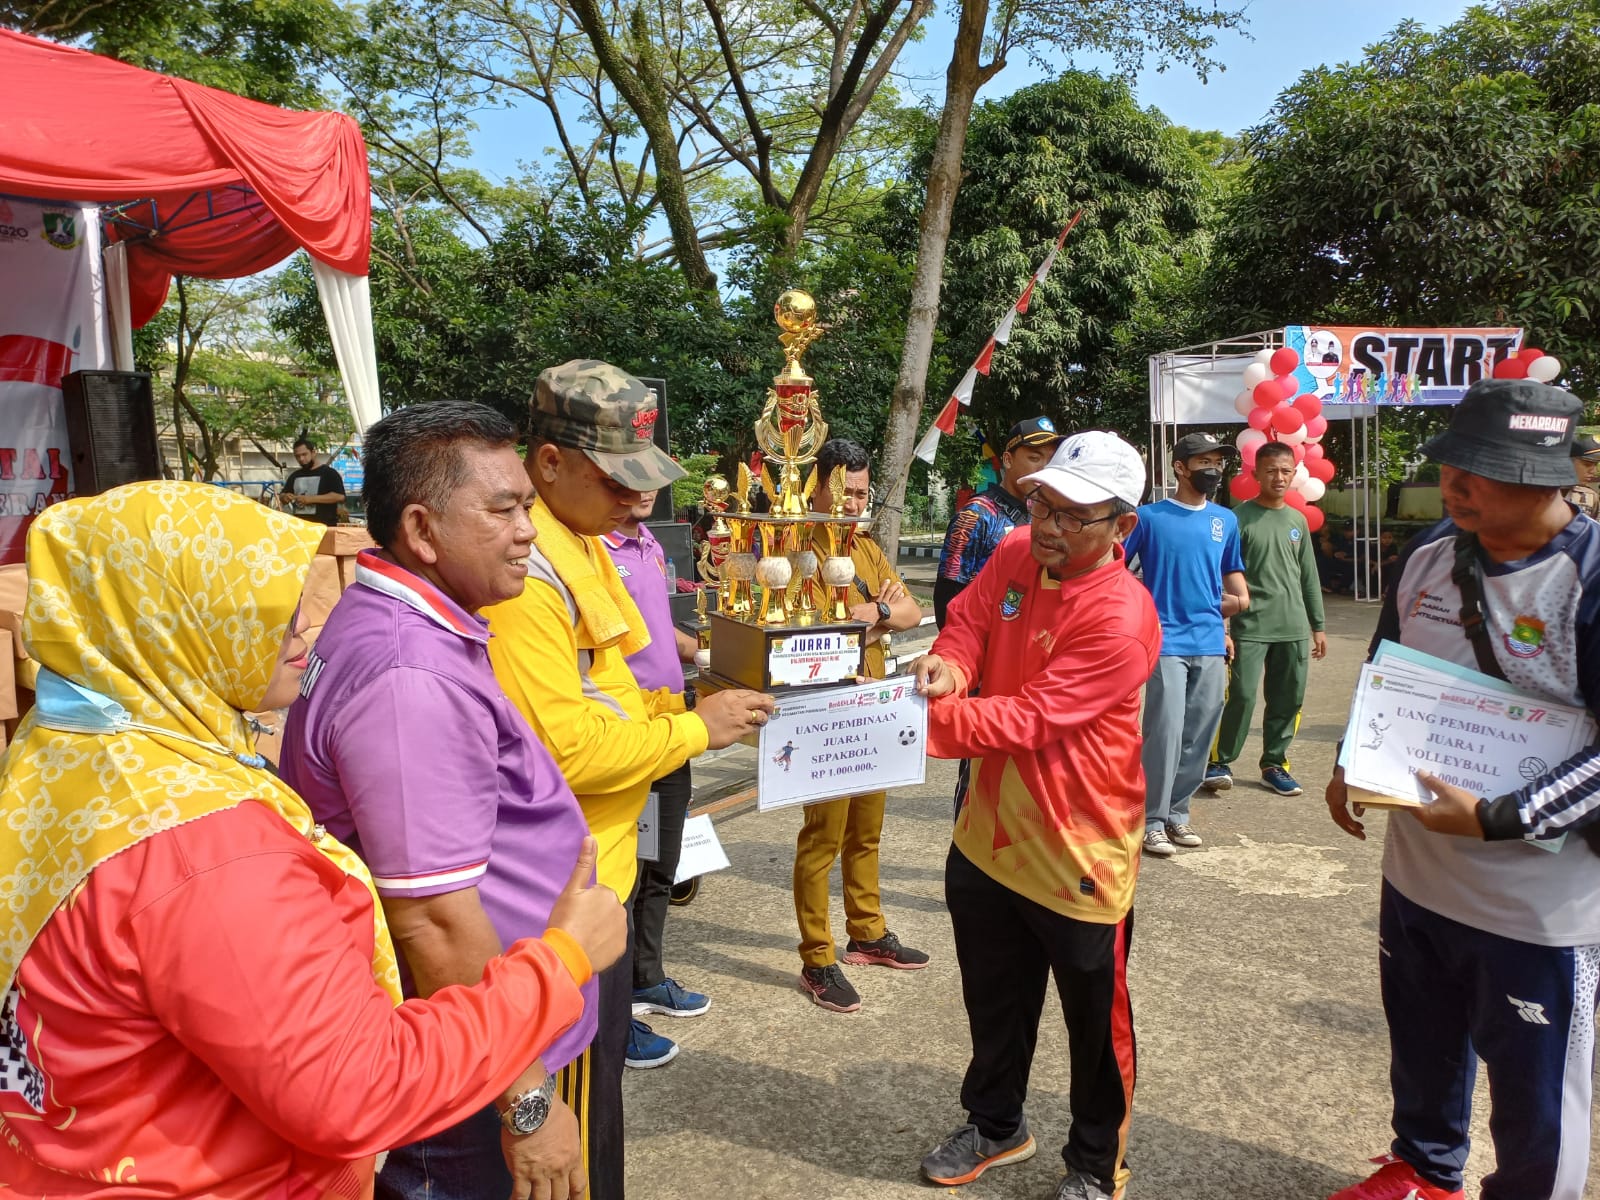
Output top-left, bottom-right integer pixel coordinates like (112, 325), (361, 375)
(310, 259), (382, 433)
(101, 241), (135, 371)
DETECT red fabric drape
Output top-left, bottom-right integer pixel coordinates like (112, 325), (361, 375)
(0, 29), (371, 325)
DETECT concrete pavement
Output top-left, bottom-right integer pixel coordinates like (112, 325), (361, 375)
(627, 594), (1600, 1199)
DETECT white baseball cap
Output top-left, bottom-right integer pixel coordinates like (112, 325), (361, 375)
(1018, 430), (1146, 509)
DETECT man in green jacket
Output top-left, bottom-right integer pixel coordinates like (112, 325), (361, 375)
(1204, 441), (1327, 796)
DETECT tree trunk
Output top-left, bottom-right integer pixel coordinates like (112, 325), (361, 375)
(568, 0), (721, 297)
(874, 0), (992, 556)
(170, 278), (193, 480)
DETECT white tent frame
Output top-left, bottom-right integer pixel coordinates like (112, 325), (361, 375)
(1148, 329), (1388, 603)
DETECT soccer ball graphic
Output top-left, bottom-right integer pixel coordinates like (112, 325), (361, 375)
(898, 727), (918, 746)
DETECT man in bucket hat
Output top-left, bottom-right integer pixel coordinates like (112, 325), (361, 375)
(911, 431), (1161, 1200)
(1325, 378), (1600, 1200)
(484, 361), (774, 1200)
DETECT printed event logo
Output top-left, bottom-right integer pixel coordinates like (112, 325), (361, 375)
(1505, 614), (1546, 659)
(0, 197), (25, 244)
(41, 211), (79, 251)
(999, 582), (1024, 621)
(1210, 516), (1224, 542)
(1289, 527), (1301, 542)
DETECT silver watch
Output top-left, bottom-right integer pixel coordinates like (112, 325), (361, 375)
(499, 1073), (556, 1136)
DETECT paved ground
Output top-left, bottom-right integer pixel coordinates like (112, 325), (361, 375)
(628, 593), (1600, 1199)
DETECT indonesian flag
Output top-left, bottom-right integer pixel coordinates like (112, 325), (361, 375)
(993, 307), (1018, 345)
(908, 208), (1083, 464)
(952, 366), (978, 406)
(914, 396), (963, 464)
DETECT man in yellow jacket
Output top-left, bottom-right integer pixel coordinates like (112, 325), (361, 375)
(485, 360), (773, 1200)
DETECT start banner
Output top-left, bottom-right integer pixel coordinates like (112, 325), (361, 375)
(1283, 325), (1523, 405)
(0, 195), (111, 563)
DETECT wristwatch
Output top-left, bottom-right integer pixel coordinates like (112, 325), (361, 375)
(499, 1073), (557, 1136)
(875, 600), (892, 624)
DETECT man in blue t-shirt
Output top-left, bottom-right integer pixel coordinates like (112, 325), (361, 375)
(1123, 432), (1248, 857)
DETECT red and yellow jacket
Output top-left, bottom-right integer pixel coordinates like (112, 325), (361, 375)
(929, 530), (1161, 921)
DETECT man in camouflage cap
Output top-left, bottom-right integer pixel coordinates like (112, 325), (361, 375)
(532, 359), (686, 492)
(484, 359), (772, 1200)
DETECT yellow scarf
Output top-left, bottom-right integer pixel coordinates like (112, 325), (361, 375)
(532, 494), (650, 655)
(0, 482), (401, 1002)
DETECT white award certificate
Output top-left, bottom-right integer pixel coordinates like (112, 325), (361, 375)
(757, 678), (928, 811)
(1343, 660), (1592, 807)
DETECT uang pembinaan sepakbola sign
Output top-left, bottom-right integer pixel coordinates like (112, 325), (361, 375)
(756, 678), (928, 812)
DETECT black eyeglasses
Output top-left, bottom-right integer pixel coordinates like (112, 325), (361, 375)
(1025, 490), (1119, 534)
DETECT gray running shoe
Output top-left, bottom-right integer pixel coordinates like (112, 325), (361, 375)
(1054, 1165), (1120, 1200)
(920, 1118), (1036, 1186)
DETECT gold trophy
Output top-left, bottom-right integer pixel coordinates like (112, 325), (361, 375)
(696, 289), (869, 693)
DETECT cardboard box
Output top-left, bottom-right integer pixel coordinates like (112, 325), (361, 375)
(302, 555), (343, 629)
(317, 525), (375, 557)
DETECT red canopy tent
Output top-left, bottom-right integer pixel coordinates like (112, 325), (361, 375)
(0, 28), (380, 428)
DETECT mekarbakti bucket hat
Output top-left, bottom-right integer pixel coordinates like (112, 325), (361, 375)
(1420, 379), (1581, 488)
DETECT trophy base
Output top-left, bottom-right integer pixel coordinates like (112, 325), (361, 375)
(705, 611), (868, 692)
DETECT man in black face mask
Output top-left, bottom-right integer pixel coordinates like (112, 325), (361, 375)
(1121, 432), (1249, 858)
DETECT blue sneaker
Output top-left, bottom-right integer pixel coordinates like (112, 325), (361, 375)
(1261, 766), (1304, 796)
(632, 977), (711, 1018)
(1202, 762), (1233, 792)
(625, 1019), (679, 1069)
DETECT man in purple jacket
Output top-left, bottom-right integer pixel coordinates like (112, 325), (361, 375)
(282, 402), (601, 1200)
(600, 490), (709, 1070)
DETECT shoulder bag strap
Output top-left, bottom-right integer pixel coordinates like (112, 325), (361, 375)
(1451, 532), (1508, 681)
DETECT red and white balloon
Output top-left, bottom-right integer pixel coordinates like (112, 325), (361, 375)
(1237, 345), (1334, 531)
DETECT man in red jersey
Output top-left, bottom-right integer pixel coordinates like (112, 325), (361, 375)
(912, 430), (1160, 1200)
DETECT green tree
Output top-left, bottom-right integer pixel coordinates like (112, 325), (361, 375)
(140, 277), (349, 481)
(874, 0), (1248, 553)
(884, 75), (1214, 471)
(1209, 0), (1600, 397)
(349, 0), (930, 294)
(273, 193), (922, 465)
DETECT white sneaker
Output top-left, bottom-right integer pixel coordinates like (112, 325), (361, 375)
(1166, 823), (1203, 848)
(1142, 828), (1176, 857)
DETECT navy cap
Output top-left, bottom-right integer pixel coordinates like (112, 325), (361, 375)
(1005, 416), (1064, 452)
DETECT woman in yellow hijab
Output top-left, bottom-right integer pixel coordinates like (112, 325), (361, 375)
(0, 483), (616, 1198)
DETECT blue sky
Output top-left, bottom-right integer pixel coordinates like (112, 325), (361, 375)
(465, 0), (1475, 186)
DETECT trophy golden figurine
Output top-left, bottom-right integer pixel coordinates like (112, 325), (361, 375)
(702, 474), (731, 538)
(693, 584), (713, 650)
(695, 288), (868, 693)
(819, 466), (857, 622)
(755, 289), (829, 480)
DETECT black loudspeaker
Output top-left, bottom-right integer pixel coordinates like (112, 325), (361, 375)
(638, 375), (674, 523)
(60, 371), (160, 495)
(653, 520), (695, 586)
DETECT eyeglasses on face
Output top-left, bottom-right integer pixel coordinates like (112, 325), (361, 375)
(1025, 490), (1118, 533)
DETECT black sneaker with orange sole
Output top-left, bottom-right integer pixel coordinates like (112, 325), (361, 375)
(841, 930), (930, 970)
(798, 963), (861, 1013)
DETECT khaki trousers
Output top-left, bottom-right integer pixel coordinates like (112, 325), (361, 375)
(793, 791), (888, 967)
